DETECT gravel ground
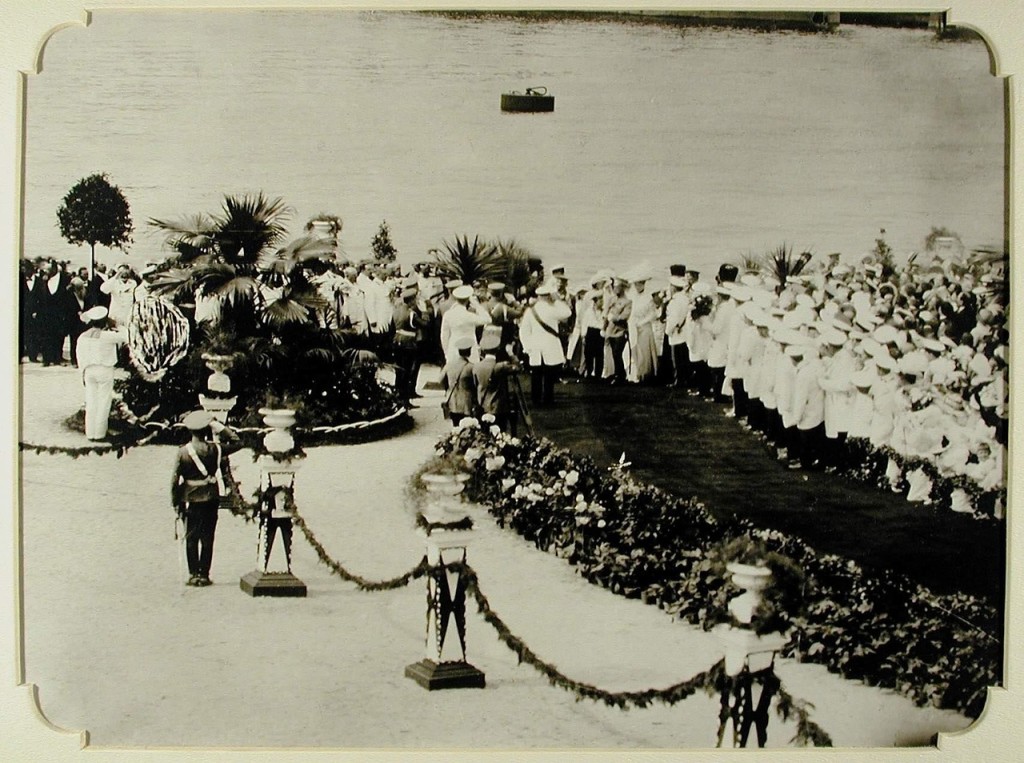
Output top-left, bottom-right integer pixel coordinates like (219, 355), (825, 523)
(18, 362), (972, 749)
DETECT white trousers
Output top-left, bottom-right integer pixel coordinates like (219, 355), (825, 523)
(83, 365), (115, 440)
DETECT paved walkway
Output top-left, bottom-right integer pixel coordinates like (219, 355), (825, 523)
(18, 363), (971, 749)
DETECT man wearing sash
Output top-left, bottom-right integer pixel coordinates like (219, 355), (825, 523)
(519, 284), (571, 405)
(170, 410), (241, 587)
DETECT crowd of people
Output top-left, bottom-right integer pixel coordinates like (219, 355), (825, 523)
(21, 242), (1008, 516)
(309, 251), (1005, 518)
(19, 257), (150, 365)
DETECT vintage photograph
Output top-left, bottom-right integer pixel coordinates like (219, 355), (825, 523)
(16, 6), (1008, 751)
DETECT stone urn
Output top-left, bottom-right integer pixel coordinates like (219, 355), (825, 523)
(420, 472), (470, 524)
(309, 220), (334, 239)
(201, 352), (235, 394)
(726, 562), (773, 626)
(259, 407), (297, 453)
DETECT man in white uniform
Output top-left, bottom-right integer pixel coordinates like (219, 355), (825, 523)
(519, 284), (571, 405)
(440, 284), (490, 363)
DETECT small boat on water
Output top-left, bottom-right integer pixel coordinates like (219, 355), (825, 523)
(501, 86), (554, 113)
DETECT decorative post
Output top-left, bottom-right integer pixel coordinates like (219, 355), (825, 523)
(712, 562), (789, 748)
(240, 407), (307, 597)
(405, 473), (485, 690)
(198, 353), (238, 514)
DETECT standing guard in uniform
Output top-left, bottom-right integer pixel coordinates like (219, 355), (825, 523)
(171, 410), (242, 587)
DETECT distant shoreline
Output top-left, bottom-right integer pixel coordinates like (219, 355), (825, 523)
(420, 9), (949, 33)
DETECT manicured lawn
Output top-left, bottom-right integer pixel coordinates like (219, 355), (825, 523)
(527, 377), (1005, 603)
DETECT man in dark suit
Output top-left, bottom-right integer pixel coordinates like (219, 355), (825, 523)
(32, 259), (78, 366)
(20, 258), (42, 362)
(85, 262), (112, 310)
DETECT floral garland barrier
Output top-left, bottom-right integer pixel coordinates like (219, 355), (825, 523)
(437, 419), (1000, 717)
(288, 501), (430, 591)
(19, 428), (161, 459)
(227, 468), (831, 745)
(460, 562), (830, 746)
(220, 464), (259, 521)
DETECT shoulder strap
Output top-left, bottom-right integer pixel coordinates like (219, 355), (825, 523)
(445, 362), (470, 404)
(530, 307), (561, 338)
(185, 442), (210, 478)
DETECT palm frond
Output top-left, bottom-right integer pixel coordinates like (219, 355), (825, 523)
(736, 251), (761, 274)
(257, 234), (338, 275)
(213, 193), (292, 265)
(298, 346), (338, 363)
(763, 243), (810, 286)
(262, 297), (314, 327)
(432, 234), (504, 285)
(148, 213), (217, 257)
(147, 267), (195, 298)
(495, 238), (536, 293)
(341, 348), (381, 366)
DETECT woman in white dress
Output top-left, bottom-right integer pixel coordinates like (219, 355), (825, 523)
(75, 306), (127, 440)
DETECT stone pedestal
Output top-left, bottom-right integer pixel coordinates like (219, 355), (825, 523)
(240, 570), (307, 597)
(713, 561), (790, 748)
(406, 476), (484, 689)
(241, 410), (307, 598)
(404, 659), (485, 690)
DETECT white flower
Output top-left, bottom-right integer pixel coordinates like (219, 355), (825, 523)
(458, 417), (480, 430)
(464, 447), (483, 463)
(481, 413), (496, 424)
(501, 477), (516, 491)
(489, 425), (501, 437)
(565, 470), (579, 486)
(485, 455), (506, 471)
(544, 487), (555, 496)
(597, 519), (607, 528)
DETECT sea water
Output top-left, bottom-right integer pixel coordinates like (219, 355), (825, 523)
(23, 10), (1004, 283)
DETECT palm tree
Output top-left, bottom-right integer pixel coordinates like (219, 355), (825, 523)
(431, 234), (505, 285)
(494, 238), (538, 294)
(149, 193), (336, 330)
(763, 243), (811, 289)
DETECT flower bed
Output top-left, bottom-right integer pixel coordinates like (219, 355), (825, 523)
(436, 418), (1000, 718)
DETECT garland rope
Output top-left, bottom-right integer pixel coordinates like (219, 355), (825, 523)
(139, 407), (409, 435)
(20, 428), (160, 458)
(774, 679), (834, 747)
(459, 561), (830, 745)
(459, 561), (716, 708)
(289, 502), (430, 591)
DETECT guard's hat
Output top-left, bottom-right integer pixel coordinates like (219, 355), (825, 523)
(669, 264), (687, 277)
(182, 410), (214, 431)
(718, 264), (739, 283)
(479, 325), (503, 351)
(82, 306), (108, 322)
(452, 285), (474, 301)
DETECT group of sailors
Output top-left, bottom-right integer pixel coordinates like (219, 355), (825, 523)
(502, 255), (1005, 517)
(334, 250), (1004, 518)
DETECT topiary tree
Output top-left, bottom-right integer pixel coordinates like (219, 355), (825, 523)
(370, 219), (398, 262)
(56, 173), (134, 278)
